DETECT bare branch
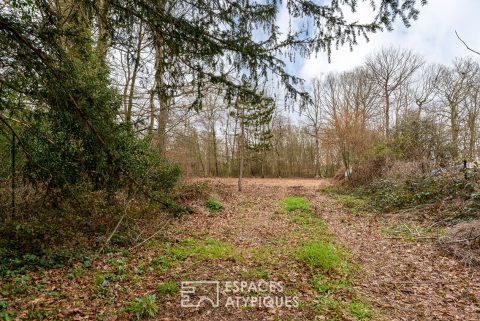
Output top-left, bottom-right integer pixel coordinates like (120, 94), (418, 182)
(455, 30), (480, 56)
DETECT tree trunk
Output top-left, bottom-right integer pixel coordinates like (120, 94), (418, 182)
(126, 24), (144, 124)
(385, 88), (390, 138)
(314, 132), (321, 178)
(238, 106), (245, 192)
(468, 111), (477, 159)
(450, 103), (459, 159)
(231, 116), (238, 175)
(225, 114), (230, 176)
(154, 0), (169, 156)
(155, 43), (169, 156)
(95, 0), (110, 64)
(212, 124), (219, 176)
(148, 82), (156, 139)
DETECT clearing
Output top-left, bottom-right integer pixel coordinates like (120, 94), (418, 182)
(2, 178), (480, 320)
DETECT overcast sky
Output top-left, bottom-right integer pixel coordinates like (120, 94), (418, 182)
(291, 0), (480, 81)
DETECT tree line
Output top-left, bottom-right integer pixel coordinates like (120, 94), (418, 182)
(159, 48), (480, 179)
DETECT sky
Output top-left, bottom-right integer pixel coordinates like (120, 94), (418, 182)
(285, 0), (480, 81)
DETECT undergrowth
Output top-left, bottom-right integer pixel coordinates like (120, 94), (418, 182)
(0, 182), (210, 276)
(323, 173), (480, 223)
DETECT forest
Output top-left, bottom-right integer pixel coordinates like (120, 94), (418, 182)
(1, 0), (480, 320)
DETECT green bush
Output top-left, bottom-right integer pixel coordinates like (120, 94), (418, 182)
(465, 192), (480, 216)
(368, 177), (443, 211)
(206, 198), (223, 211)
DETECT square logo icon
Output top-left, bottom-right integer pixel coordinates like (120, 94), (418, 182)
(181, 281), (220, 308)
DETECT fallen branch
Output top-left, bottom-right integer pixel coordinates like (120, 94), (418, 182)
(98, 197), (133, 254)
(382, 280), (459, 285)
(385, 235), (438, 240)
(128, 217), (174, 251)
(441, 233), (480, 244)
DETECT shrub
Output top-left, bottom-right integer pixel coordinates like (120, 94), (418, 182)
(465, 192), (480, 216)
(367, 176), (445, 212)
(206, 198), (223, 211)
(173, 182), (209, 201)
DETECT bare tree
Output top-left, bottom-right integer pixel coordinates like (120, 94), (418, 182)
(434, 59), (471, 159)
(366, 47), (423, 137)
(305, 78), (324, 177)
(462, 59), (480, 158)
(413, 64), (438, 116)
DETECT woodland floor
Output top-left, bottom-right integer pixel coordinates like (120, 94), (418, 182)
(2, 178), (480, 320)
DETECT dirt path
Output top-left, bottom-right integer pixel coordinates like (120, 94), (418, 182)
(201, 178), (480, 320)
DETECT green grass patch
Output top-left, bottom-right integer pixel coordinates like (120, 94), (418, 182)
(157, 281), (179, 296)
(290, 211), (326, 229)
(0, 310), (16, 321)
(66, 263), (85, 280)
(310, 274), (353, 294)
(321, 186), (371, 215)
(347, 299), (374, 320)
(296, 240), (345, 272)
(163, 238), (238, 262)
(0, 301), (16, 321)
(240, 268), (270, 279)
(206, 198), (223, 211)
(282, 196), (310, 212)
(126, 294), (158, 320)
(311, 296), (343, 318)
(248, 245), (282, 266)
(311, 296), (373, 321)
(149, 255), (171, 271)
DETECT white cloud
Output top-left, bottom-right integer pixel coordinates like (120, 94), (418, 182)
(297, 0), (480, 80)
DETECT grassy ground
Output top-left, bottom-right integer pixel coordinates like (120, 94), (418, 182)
(2, 178), (480, 320)
(0, 179), (375, 321)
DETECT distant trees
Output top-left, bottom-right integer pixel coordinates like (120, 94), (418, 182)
(434, 59), (472, 159)
(163, 47), (480, 180)
(320, 70), (378, 176)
